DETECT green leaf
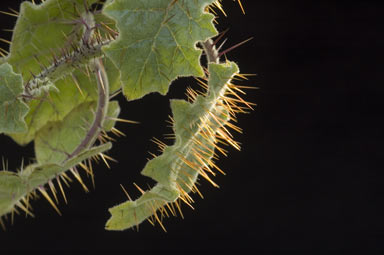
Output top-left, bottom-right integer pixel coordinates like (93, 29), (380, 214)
(7, 0), (98, 80)
(34, 101), (96, 164)
(0, 142), (112, 217)
(9, 69), (93, 145)
(0, 63), (29, 134)
(102, 0), (217, 100)
(1, 0), (124, 221)
(103, 100), (121, 132)
(142, 62), (239, 187)
(106, 184), (179, 231)
(34, 100), (120, 165)
(106, 62), (239, 231)
(4, 0), (114, 145)
(9, 57), (121, 145)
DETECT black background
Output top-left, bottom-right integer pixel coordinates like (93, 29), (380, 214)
(0, 0), (383, 254)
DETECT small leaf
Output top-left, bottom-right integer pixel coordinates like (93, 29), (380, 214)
(0, 63), (29, 134)
(106, 184), (179, 231)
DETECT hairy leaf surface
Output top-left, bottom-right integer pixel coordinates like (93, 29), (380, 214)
(0, 63), (29, 134)
(102, 0), (217, 100)
(7, 0), (98, 76)
(106, 62), (239, 230)
(5, 0), (121, 145)
(34, 100), (119, 165)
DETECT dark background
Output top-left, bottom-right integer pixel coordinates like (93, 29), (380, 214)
(0, 0), (383, 254)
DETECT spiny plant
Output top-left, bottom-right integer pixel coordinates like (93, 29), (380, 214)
(0, 0), (254, 231)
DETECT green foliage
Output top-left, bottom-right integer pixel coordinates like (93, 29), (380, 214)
(0, 63), (29, 134)
(106, 62), (239, 230)
(7, 0), (120, 145)
(35, 100), (119, 165)
(0, 0), (252, 232)
(102, 0), (217, 100)
(0, 143), (111, 217)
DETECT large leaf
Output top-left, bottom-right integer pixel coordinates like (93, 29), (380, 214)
(7, 0), (98, 80)
(5, 0), (121, 145)
(102, 0), (217, 100)
(0, 63), (29, 134)
(10, 57), (121, 145)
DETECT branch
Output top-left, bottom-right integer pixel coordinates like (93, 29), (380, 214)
(22, 10), (115, 100)
(201, 39), (220, 64)
(62, 11), (110, 162)
(64, 58), (109, 162)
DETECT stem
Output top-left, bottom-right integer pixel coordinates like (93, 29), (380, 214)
(201, 39), (219, 64)
(22, 10), (115, 99)
(64, 58), (109, 162)
(62, 12), (110, 163)
(23, 40), (111, 98)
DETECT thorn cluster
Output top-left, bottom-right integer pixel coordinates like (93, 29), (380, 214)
(0, 1), (124, 228)
(118, 62), (255, 231)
